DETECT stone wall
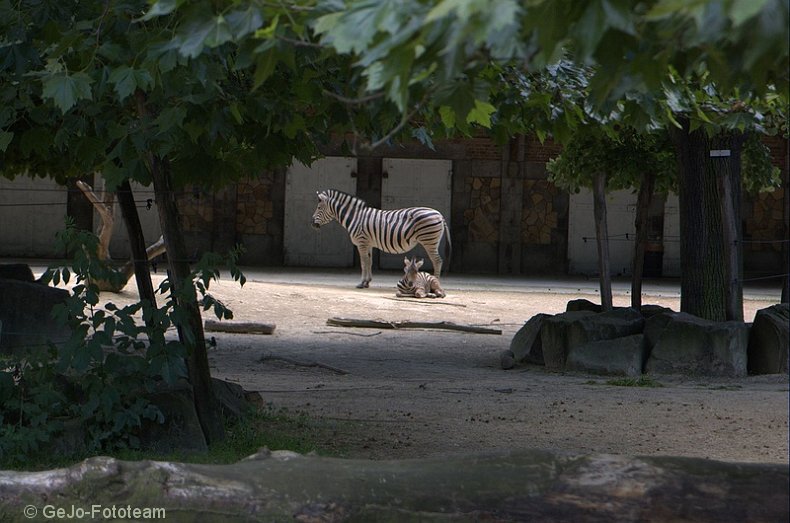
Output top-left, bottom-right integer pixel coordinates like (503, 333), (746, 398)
(521, 180), (559, 245)
(464, 177), (501, 242)
(178, 188), (213, 233)
(236, 174), (275, 235)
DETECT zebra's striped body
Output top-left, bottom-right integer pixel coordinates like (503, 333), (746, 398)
(311, 189), (451, 288)
(396, 257), (446, 299)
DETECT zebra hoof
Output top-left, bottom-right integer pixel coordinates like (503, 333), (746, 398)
(356, 282), (370, 289)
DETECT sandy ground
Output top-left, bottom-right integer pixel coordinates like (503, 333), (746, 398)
(36, 264), (788, 465)
(162, 270), (788, 466)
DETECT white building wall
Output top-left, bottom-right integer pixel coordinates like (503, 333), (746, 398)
(0, 177), (162, 260)
(567, 188), (638, 276)
(0, 177), (68, 257)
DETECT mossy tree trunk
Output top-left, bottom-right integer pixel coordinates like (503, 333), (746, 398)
(0, 450), (786, 522)
(670, 119), (745, 321)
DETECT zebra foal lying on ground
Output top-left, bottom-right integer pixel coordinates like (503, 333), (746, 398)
(396, 256), (446, 298)
(311, 189), (451, 288)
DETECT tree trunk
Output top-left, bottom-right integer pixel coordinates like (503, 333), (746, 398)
(715, 134), (745, 321)
(592, 172), (613, 311)
(0, 450), (786, 522)
(631, 172), (656, 310)
(149, 156), (224, 444)
(116, 179), (157, 307)
(135, 91), (224, 444)
(782, 142), (789, 303)
(670, 120), (743, 321)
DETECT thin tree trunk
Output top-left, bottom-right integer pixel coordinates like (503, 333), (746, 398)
(782, 142), (789, 303)
(135, 91), (224, 444)
(116, 179), (157, 308)
(592, 172), (613, 311)
(631, 172), (656, 311)
(670, 119), (729, 321)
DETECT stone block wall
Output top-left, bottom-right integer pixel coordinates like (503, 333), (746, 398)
(236, 174), (275, 235)
(178, 189), (213, 233)
(521, 180), (559, 245)
(464, 177), (501, 242)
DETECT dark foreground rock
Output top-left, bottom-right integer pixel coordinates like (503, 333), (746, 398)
(0, 450), (786, 522)
(0, 278), (70, 355)
(508, 313), (549, 366)
(747, 304), (789, 374)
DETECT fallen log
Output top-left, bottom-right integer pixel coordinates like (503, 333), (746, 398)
(205, 320), (276, 335)
(326, 317), (502, 335)
(0, 450), (785, 522)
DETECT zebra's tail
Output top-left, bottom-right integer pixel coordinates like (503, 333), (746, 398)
(443, 219), (452, 274)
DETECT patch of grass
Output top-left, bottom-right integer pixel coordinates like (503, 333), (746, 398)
(605, 376), (663, 388)
(4, 406), (346, 471)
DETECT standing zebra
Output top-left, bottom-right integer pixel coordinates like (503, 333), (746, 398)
(311, 189), (451, 288)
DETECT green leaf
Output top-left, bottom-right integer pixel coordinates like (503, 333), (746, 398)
(178, 19), (215, 59)
(253, 50), (278, 90)
(226, 6), (265, 39)
(465, 100), (496, 127)
(154, 106), (187, 135)
(108, 66), (136, 102)
(283, 113), (305, 139)
(41, 73), (93, 113)
(439, 105), (456, 128)
(137, 0), (179, 22)
(204, 15), (233, 48)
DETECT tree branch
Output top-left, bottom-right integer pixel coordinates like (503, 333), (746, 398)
(326, 317), (502, 335)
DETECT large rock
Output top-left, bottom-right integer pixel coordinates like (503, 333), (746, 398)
(566, 308), (645, 351)
(566, 298), (602, 313)
(540, 311), (596, 370)
(639, 304), (674, 319)
(0, 278), (70, 355)
(509, 313), (549, 365)
(644, 311), (675, 350)
(747, 304), (789, 374)
(566, 334), (648, 377)
(0, 263), (35, 282)
(645, 313), (749, 377)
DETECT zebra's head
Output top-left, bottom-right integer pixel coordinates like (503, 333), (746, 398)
(402, 256), (424, 282)
(311, 191), (333, 229)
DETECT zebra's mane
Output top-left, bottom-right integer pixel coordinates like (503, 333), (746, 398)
(322, 189), (369, 208)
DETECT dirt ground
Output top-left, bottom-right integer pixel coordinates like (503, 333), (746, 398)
(111, 271), (788, 465)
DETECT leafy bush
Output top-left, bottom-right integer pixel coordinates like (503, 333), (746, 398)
(0, 223), (244, 466)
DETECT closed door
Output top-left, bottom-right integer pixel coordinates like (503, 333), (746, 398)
(284, 157), (357, 267)
(379, 158), (452, 270)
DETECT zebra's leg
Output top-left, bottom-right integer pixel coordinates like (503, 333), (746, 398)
(356, 245), (372, 288)
(424, 245), (443, 276)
